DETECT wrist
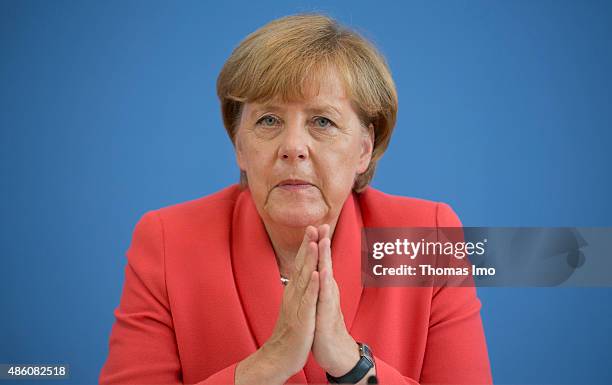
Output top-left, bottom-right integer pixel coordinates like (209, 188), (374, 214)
(324, 338), (360, 377)
(236, 346), (288, 385)
(259, 342), (295, 382)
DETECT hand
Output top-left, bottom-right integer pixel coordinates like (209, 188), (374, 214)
(311, 224), (362, 377)
(236, 226), (320, 385)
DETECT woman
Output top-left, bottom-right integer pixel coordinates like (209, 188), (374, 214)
(100, 14), (493, 385)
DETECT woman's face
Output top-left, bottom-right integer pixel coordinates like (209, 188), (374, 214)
(234, 69), (373, 229)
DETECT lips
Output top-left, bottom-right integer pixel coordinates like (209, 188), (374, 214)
(277, 179), (312, 187)
(276, 179), (315, 191)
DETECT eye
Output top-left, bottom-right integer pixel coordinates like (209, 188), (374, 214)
(256, 115), (281, 127)
(313, 116), (334, 128)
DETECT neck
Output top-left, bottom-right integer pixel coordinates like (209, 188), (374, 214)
(263, 218), (339, 278)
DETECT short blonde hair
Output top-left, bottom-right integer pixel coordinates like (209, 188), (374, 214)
(217, 13), (398, 192)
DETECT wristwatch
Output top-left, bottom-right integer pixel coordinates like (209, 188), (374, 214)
(326, 342), (374, 384)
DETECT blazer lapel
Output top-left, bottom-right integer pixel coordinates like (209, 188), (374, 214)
(330, 191), (365, 333)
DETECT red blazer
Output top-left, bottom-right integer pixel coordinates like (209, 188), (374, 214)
(100, 185), (493, 385)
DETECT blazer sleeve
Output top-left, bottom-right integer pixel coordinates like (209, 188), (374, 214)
(99, 211), (237, 385)
(374, 203), (493, 385)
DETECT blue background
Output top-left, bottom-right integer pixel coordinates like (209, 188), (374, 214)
(1, 1), (611, 384)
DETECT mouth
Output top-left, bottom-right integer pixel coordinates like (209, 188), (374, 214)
(275, 179), (315, 191)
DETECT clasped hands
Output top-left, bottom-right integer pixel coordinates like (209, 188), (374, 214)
(236, 225), (368, 385)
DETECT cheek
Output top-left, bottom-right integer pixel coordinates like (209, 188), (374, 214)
(241, 140), (273, 170)
(240, 140), (279, 195)
(316, 139), (362, 187)
(329, 137), (362, 169)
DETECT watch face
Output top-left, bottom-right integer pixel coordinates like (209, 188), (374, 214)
(360, 343), (373, 359)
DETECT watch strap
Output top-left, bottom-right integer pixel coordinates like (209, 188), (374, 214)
(326, 342), (374, 384)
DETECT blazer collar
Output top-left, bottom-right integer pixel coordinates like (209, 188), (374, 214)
(231, 188), (364, 382)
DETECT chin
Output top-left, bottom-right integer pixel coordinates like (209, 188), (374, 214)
(266, 202), (328, 228)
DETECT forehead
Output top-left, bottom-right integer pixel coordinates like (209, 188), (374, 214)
(244, 69), (353, 117)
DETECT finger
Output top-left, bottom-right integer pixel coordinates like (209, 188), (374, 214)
(296, 241), (319, 295)
(318, 268), (330, 304)
(293, 226), (318, 277)
(318, 267), (341, 320)
(316, 268), (337, 333)
(317, 235), (333, 279)
(299, 270), (319, 321)
(317, 224), (330, 241)
(297, 271), (319, 325)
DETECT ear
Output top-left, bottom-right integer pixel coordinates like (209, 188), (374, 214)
(357, 123), (374, 174)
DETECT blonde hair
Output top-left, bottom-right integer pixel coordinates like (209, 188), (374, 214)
(216, 13), (398, 192)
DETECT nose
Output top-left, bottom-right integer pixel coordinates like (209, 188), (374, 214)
(278, 121), (309, 162)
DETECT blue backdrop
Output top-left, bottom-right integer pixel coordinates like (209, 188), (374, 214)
(1, 1), (611, 384)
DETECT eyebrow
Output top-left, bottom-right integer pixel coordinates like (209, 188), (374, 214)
(249, 103), (344, 120)
(305, 105), (343, 120)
